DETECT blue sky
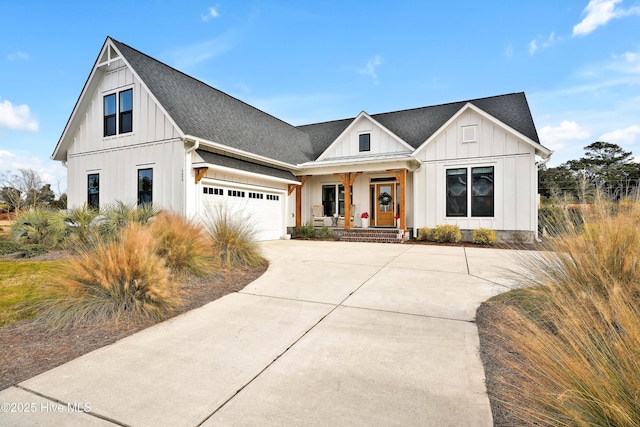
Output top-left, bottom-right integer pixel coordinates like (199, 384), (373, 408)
(1, 0), (639, 193)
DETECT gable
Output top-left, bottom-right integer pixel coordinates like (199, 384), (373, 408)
(414, 104), (549, 161)
(52, 38), (182, 161)
(315, 113), (414, 161)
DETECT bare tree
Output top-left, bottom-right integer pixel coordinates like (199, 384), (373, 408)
(0, 169), (46, 213)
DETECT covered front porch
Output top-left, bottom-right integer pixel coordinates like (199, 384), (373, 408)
(288, 166), (414, 233)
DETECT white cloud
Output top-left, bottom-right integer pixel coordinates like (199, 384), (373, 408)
(7, 51), (28, 61)
(0, 150), (67, 194)
(573, 0), (640, 36)
(505, 44), (514, 58)
(600, 125), (640, 145)
(201, 6), (220, 22)
(359, 55), (382, 81)
(0, 99), (38, 132)
(165, 33), (235, 69)
(529, 32), (559, 56)
(539, 121), (591, 150)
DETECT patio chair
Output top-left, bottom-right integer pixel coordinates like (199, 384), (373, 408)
(312, 205), (326, 227)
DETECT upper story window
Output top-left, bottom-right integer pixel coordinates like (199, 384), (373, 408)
(119, 89), (133, 134)
(103, 94), (116, 137)
(104, 88), (133, 137)
(359, 133), (371, 152)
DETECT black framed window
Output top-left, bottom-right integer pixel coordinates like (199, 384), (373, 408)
(446, 167), (495, 217)
(104, 94), (116, 137)
(322, 184), (352, 216)
(446, 168), (467, 217)
(138, 168), (153, 205)
(471, 167), (494, 217)
(359, 133), (370, 152)
(88, 174), (99, 209)
(119, 89), (133, 134)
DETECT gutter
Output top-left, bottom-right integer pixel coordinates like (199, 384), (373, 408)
(536, 151), (553, 169)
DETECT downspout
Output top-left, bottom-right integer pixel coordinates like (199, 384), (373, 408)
(535, 151), (553, 242)
(184, 138), (200, 218)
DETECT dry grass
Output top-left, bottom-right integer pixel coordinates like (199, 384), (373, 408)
(39, 223), (179, 329)
(149, 211), (211, 275)
(486, 196), (640, 426)
(201, 203), (265, 268)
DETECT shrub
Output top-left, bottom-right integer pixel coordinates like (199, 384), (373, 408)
(539, 205), (583, 236)
(472, 228), (496, 245)
(0, 240), (21, 255)
(39, 223), (178, 328)
(201, 204), (265, 268)
(18, 244), (48, 258)
(432, 224), (461, 243)
(99, 200), (161, 239)
(51, 204), (100, 246)
(487, 196), (640, 425)
(149, 212), (211, 275)
(315, 225), (334, 239)
(296, 222), (316, 239)
(417, 227), (434, 241)
(11, 208), (62, 248)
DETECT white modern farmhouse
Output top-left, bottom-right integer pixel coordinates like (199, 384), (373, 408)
(52, 37), (551, 242)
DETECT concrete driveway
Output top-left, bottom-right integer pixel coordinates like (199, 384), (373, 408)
(0, 241), (524, 426)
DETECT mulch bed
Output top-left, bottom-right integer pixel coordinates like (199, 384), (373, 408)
(0, 259), (267, 392)
(476, 300), (520, 426)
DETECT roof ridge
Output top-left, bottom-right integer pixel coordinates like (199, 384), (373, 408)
(370, 92), (524, 118)
(109, 37), (308, 136)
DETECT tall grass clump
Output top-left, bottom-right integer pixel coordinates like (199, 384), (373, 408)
(490, 196), (640, 426)
(201, 204), (265, 268)
(40, 223), (179, 328)
(149, 211), (211, 275)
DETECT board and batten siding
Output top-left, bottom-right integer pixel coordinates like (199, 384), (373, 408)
(413, 107), (538, 235)
(319, 115), (410, 160)
(66, 59), (185, 212)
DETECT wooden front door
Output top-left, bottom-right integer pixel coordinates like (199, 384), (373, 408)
(376, 183), (395, 226)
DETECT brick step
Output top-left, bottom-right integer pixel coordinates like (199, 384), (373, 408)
(340, 228), (404, 243)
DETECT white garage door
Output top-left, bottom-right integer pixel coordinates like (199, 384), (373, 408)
(201, 183), (285, 241)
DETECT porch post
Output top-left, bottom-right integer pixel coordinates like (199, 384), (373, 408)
(290, 176), (311, 228)
(333, 172), (362, 230)
(386, 168), (407, 231)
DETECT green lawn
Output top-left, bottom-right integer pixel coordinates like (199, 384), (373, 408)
(0, 260), (67, 327)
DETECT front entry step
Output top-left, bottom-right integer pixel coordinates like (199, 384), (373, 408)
(340, 228), (405, 244)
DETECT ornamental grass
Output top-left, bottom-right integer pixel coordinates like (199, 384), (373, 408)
(487, 196), (640, 426)
(39, 223), (179, 329)
(201, 203), (265, 268)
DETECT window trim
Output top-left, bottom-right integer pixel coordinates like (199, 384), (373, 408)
(137, 168), (153, 206)
(119, 89), (133, 134)
(103, 94), (116, 137)
(103, 88), (133, 137)
(87, 173), (100, 209)
(445, 166), (495, 218)
(359, 133), (371, 152)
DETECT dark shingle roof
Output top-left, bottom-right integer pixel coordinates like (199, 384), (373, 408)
(111, 38), (315, 165)
(195, 150), (298, 182)
(112, 38), (544, 164)
(297, 93), (543, 155)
